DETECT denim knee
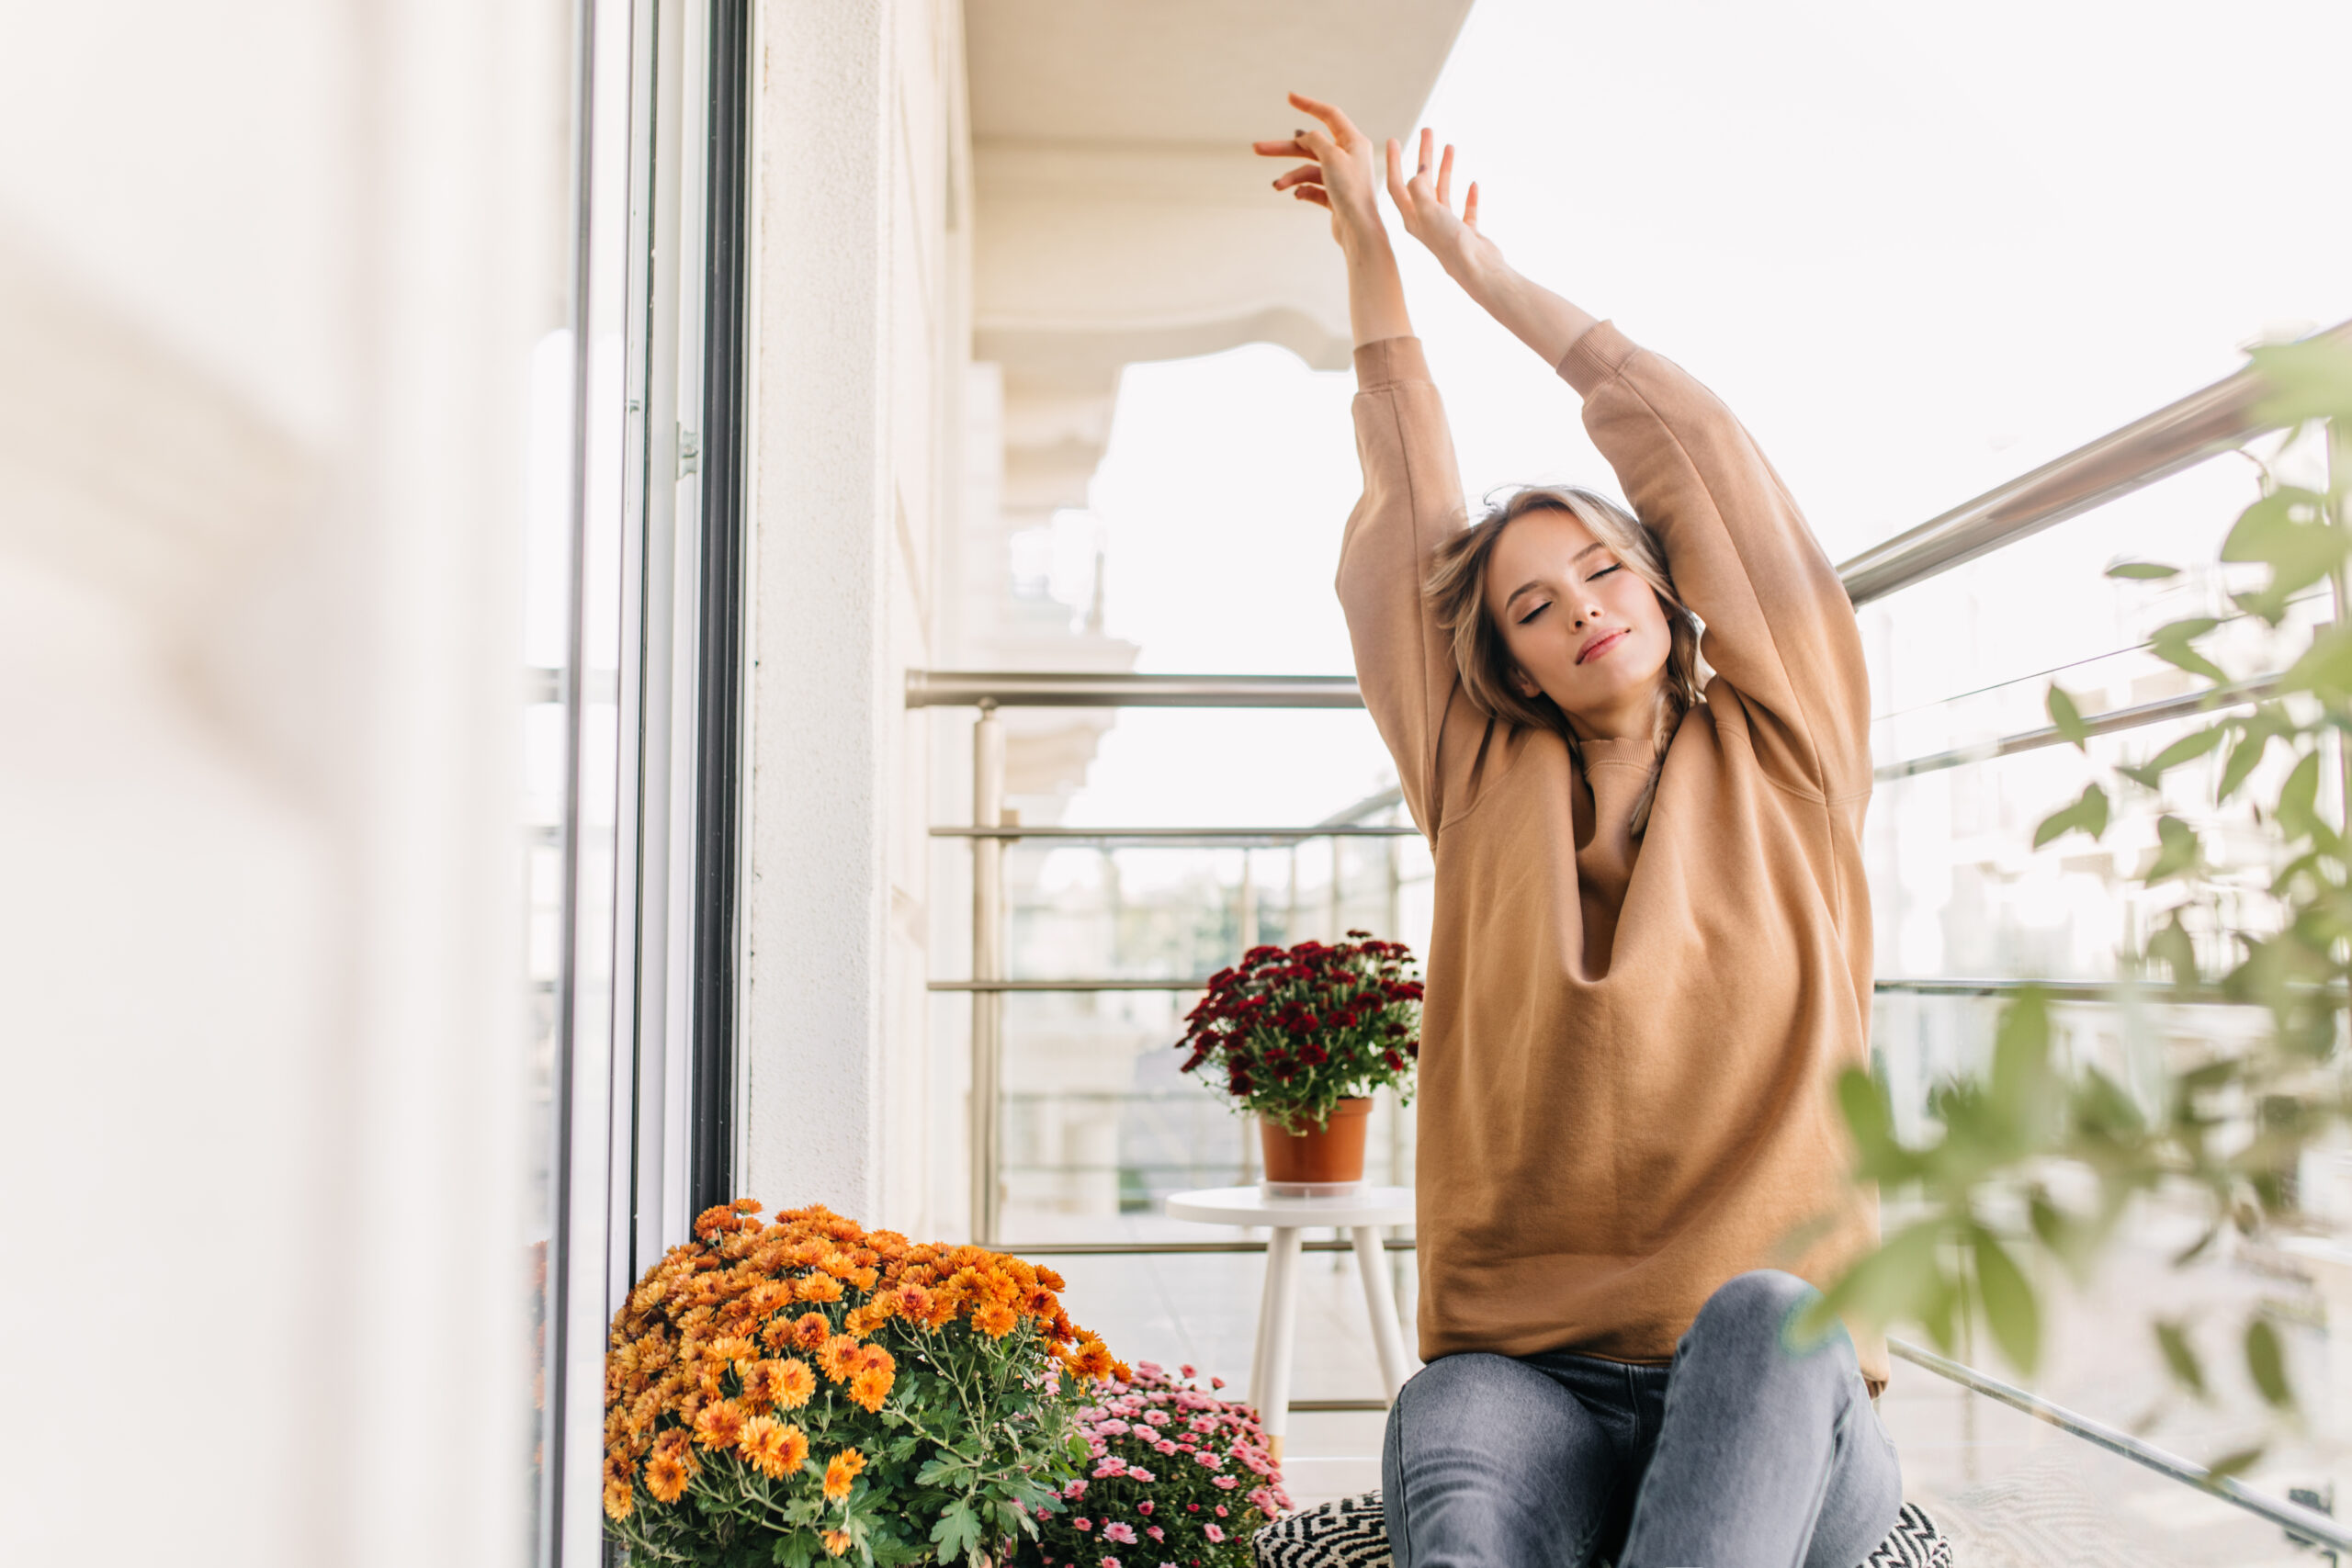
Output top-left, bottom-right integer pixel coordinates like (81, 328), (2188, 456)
(1684, 1269), (1846, 1364)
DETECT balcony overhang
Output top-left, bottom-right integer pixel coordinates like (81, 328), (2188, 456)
(968, 0), (1476, 383)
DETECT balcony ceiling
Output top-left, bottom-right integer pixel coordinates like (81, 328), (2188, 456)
(967, 0), (1475, 384)
(967, 0), (1474, 148)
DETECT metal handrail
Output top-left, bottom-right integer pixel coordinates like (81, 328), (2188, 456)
(1839, 318), (2352, 605)
(1877, 671), (2284, 782)
(907, 670), (1362, 708)
(1888, 1337), (2352, 1551)
(942, 975), (2315, 1000)
(932, 824), (1417, 842)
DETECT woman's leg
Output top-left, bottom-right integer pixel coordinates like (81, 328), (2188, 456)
(1617, 1271), (1902, 1568)
(1381, 1351), (1623, 1568)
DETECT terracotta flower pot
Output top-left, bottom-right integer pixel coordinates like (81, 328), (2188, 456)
(1260, 1096), (1373, 1194)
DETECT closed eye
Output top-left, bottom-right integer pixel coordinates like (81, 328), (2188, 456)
(1589, 563), (1622, 581)
(1516, 601), (1549, 626)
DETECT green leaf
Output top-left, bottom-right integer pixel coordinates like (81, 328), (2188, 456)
(2206, 1444), (2267, 1483)
(931, 1501), (983, 1564)
(2220, 486), (2346, 612)
(1989, 989), (2054, 1144)
(2250, 335), (2352, 425)
(2155, 1318), (2210, 1400)
(1836, 1066), (1912, 1181)
(2047, 683), (2093, 750)
(2142, 724), (2229, 778)
(2034, 783), (2110, 849)
(2282, 624), (2352, 700)
(1971, 1224), (2041, 1374)
(2107, 559), (2181, 580)
(2148, 617), (2226, 684)
(1809, 1218), (1948, 1340)
(2276, 750), (2324, 840)
(2143, 816), (2203, 884)
(2217, 728), (2271, 803)
(2146, 916), (2199, 987)
(2245, 1316), (2294, 1409)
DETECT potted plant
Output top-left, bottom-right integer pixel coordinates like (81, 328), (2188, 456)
(603, 1200), (1128, 1565)
(1012, 1360), (1292, 1568)
(1176, 931), (1423, 1192)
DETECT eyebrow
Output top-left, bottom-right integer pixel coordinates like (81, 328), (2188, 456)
(1503, 543), (1611, 608)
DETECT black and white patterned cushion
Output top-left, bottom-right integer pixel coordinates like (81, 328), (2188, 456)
(1252, 1494), (1951, 1568)
(1253, 1492), (1390, 1568)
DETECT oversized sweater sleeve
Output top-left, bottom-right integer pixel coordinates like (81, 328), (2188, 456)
(1559, 322), (1872, 800)
(1334, 336), (1482, 838)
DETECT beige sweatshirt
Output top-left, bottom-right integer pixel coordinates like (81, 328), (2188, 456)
(1338, 324), (1884, 1388)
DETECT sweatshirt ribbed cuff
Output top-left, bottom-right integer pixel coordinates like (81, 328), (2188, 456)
(1353, 335), (1431, 389)
(1556, 320), (1635, 395)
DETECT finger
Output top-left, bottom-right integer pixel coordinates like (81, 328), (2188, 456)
(1414, 128), (1434, 186)
(1292, 125), (1337, 163)
(1293, 185), (1331, 209)
(1435, 143), (1455, 208)
(1287, 90), (1360, 141)
(1270, 163), (1327, 192)
(1251, 138), (1309, 158)
(1463, 181), (1480, 229)
(1384, 138), (1410, 208)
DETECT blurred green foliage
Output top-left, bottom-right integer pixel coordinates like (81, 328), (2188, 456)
(1816, 333), (2352, 1469)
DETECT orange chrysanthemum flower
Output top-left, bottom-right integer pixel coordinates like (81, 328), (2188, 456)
(738, 1414), (802, 1479)
(821, 1448), (866, 1502)
(739, 1359), (783, 1412)
(645, 1450), (690, 1504)
(817, 1334), (862, 1382)
(797, 1273), (844, 1304)
(707, 1335), (757, 1367)
(790, 1312), (832, 1350)
(821, 1529), (853, 1557)
(892, 1283), (933, 1320)
(1071, 1337), (1114, 1378)
(758, 1317), (796, 1352)
(692, 1397), (748, 1450)
(973, 1301), (1018, 1338)
(772, 1357), (816, 1408)
(848, 1366), (893, 1412)
(603, 1477), (635, 1520)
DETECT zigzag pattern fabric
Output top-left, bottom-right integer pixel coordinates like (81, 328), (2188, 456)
(1250, 1493), (1954, 1568)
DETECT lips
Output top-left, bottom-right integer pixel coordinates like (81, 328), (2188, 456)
(1577, 628), (1627, 665)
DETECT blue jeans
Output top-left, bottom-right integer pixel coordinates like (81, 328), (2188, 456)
(1381, 1271), (1901, 1568)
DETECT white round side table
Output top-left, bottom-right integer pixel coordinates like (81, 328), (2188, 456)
(1165, 1184), (1417, 1460)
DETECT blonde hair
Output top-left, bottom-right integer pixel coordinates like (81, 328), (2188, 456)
(1423, 486), (1703, 836)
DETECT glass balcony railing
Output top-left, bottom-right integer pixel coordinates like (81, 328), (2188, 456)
(911, 321), (2352, 1555)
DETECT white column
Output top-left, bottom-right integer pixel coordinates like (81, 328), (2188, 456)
(741, 0), (897, 1221)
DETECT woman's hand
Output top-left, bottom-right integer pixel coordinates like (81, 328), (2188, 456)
(1253, 91), (1385, 254)
(1385, 128), (1600, 367)
(1385, 129), (1505, 288)
(1257, 91), (1412, 346)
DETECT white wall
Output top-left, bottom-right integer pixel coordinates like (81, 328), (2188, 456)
(0, 0), (558, 1561)
(741, 0), (971, 1236)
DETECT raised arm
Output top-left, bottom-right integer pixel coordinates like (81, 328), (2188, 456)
(1388, 135), (1871, 798)
(1259, 96), (1467, 833)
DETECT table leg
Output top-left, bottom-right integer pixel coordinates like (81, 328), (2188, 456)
(1253, 1225), (1301, 1463)
(1352, 1224), (1413, 1399)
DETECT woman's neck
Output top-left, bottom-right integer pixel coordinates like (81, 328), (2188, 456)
(1565, 678), (1668, 744)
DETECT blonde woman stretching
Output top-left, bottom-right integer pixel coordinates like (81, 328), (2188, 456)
(1256, 93), (1901, 1568)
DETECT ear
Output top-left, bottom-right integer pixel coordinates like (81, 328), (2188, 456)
(1510, 666), (1543, 700)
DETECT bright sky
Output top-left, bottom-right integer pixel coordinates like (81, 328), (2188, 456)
(1063, 0), (2352, 829)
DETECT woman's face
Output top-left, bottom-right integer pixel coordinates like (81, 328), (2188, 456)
(1482, 505), (1672, 741)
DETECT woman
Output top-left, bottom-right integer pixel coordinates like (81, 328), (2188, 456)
(1254, 93), (1901, 1568)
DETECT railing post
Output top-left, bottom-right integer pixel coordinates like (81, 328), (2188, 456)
(972, 702), (1004, 1245)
